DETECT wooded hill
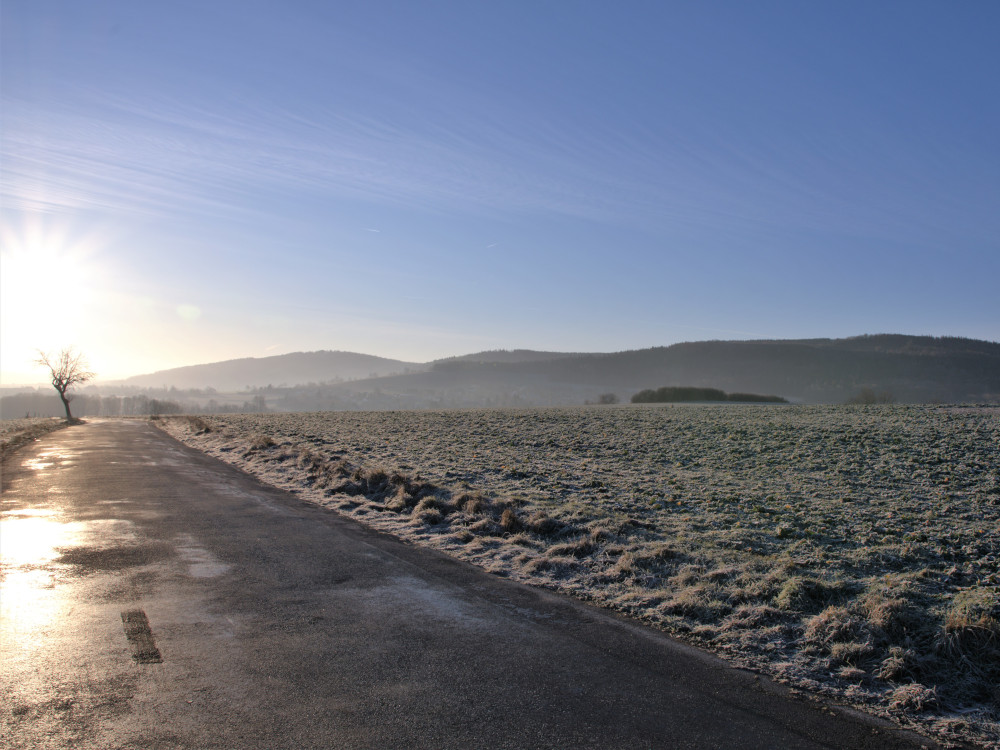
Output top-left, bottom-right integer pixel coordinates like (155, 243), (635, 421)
(237, 335), (1000, 409)
(6, 335), (996, 417)
(121, 350), (426, 391)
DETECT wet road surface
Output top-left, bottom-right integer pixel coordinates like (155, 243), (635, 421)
(1, 420), (942, 749)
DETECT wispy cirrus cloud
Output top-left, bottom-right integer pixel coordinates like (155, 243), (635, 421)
(4, 1), (995, 257)
(6, 79), (927, 245)
(3, 88), (637, 225)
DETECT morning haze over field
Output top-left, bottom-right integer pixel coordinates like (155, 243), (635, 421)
(2, 2), (998, 384)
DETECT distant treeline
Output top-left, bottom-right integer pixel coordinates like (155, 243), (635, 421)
(0, 392), (268, 419)
(0, 392), (181, 419)
(631, 387), (788, 404)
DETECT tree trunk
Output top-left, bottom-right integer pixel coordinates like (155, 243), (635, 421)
(58, 392), (73, 420)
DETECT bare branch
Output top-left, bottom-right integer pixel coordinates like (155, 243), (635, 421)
(35, 347), (95, 420)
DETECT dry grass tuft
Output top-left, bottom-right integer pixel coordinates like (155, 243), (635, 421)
(829, 640), (874, 667)
(455, 492), (490, 515)
(877, 646), (920, 682)
(413, 506), (444, 525)
(838, 665), (867, 683)
(889, 683), (938, 713)
(522, 555), (578, 578)
(384, 485), (417, 513)
(414, 495), (453, 516)
(588, 525), (615, 543)
(774, 576), (851, 613)
(661, 584), (733, 621)
(721, 604), (786, 631)
(943, 588), (1000, 633)
(364, 467), (390, 491)
(804, 606), (870, 646)
(466, 517), (501, 535)
(296, 447), (327, 473)
(608, 547), (684, 585)
(183, 416), (214, 433)
(247, 433), (275, 450)
(862, 594), (921, 640)
(499, 507), (523, 533)
(857, 575), (924, 643)
(548, 537), (596, 558)
(525, 511), (566, 537)
(937, 588), (1000, 689)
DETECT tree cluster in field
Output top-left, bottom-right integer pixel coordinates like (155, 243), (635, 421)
(845, 388), (896, 405)
(583, 393), (620, 405)
(630, 386), (788, 404)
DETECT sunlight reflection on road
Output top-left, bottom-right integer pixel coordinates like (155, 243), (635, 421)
(1, 511), (143, 636)
(23, 454), (57, 471)
(1, 509), (70, 565)
(0, 512), (131, 629)
(0, 510), (77, 670)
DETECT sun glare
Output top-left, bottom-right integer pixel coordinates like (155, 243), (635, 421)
(0, 218), (108, 380)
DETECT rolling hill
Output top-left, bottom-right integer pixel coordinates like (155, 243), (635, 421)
(7, 335), (998, 418)
(253, 335), (999, 409)
(122, 350), (426, 391)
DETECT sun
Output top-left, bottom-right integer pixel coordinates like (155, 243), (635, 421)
(0, 216), (108, 382)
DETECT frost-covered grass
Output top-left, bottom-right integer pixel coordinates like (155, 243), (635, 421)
(159, 405), (1000, 748)
(0, 417), (69, 455)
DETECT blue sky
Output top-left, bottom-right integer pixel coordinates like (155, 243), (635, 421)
(2, 1), (998, 383)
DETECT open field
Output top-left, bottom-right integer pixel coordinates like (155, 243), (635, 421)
(0, 417), (70, 456)
(157, 405), (1000, 747)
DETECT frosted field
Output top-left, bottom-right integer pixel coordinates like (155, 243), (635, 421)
(0, 417), (67, 454)
(159, 405), (999, 747)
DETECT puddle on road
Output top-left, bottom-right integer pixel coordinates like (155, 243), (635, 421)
(1, 511), (71, 566)
(1, 514), (141, 637)
(22, 450), (80, 472)
(1, 516), (140, 580)
(96, 499), (162, 521)
(175, 534), (231, 578)
(351, 575), (493, 632)
(1, 567), (66, 659)
(23, 456), (56, 471)
(2, 508), (57, 518)
(1, 512), (76, 641)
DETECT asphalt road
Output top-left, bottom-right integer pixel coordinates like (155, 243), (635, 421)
(1, 419), (943, 749)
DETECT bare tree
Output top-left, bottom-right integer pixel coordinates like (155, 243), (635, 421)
(35, 348), (95, 420)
